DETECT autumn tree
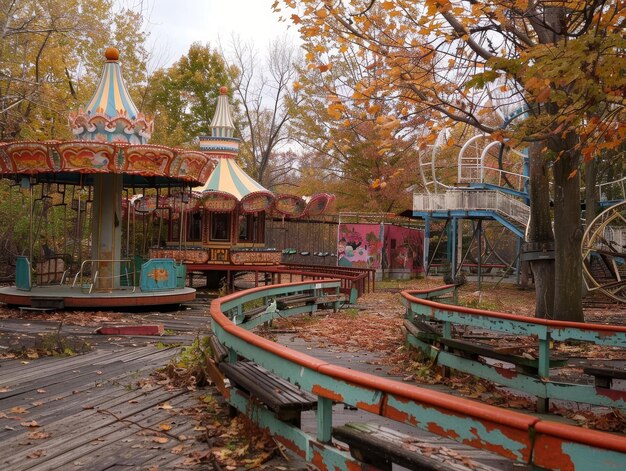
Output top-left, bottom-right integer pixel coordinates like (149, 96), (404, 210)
(0, 0), (150, 140)
(143, 42), (234, 147)
(289, 47), (420, 213)
(276, 0), (626, 322)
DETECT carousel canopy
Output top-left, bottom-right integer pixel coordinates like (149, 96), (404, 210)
(194, 86), (274, 213)
(0, 48), (214, 188)
(85, 48), (140, 119)
(70, 47), (153, 144)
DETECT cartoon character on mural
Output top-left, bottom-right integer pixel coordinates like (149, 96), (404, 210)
(338, 225), (383, 268)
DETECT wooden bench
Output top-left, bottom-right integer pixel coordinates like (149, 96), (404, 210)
(219, 360), (317, 426)
(276, 293), (317, 309)
(583, 366), (626, 389)
(404, 319), (441, 343)
(438, 337), (567, 375)
(277, 292), (344, 311)
(333, 423), (499, 471)
(208, 333), (229, 362)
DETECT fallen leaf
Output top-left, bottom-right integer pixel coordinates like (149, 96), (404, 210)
(10, 406), (27, 414)
(27, 449), (46, 459)
(159, 423), (172, 431)
(0, 387), (12, 393)
(31, 401), (43, 407)
(28, 431), (50, 439)
(170, 444), (186, 454)
(20, 421), (39, 428)
(152, 437), (169, 444)
(157, 403), (173, 410)
(36, 389), (46, 394)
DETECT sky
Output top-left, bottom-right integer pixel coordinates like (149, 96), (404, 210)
(137, 0), (300, 68)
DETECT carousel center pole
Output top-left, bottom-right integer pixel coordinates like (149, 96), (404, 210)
(91, 174), (123, 290)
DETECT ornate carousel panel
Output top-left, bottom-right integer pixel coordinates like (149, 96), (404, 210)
(57, 142), (116, 173)
(274, 194), (307, 218)
(200, 191), (239, 212)
(124, 145), (174, 175)
(306, 193), (335, 217)
(4, 142), (56, 174)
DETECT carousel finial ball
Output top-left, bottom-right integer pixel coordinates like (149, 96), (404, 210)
(220, 86), (228, 95)
(105, 47), (120, 61)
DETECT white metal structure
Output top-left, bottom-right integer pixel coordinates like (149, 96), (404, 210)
(413, 190), (529, 229)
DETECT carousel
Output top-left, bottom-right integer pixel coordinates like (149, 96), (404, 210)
(0, 47), (214, 309)
(144, 86), (334, 280)
(0, 48), (334, 308)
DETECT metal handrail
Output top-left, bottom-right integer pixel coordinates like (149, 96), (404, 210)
(413, 190), (530, 228)
(72, 258), (134, 292)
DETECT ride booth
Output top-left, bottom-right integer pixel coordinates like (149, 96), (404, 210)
(337, 223), (424, 280)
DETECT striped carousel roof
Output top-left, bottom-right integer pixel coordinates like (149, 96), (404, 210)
(195, 157), (271, 201)
(210, 86), (236, 138)
(85, 48), (139, 119)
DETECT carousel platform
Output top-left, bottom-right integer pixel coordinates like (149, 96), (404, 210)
(0, 285), (196, 310)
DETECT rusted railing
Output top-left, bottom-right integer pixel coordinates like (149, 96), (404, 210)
(210, 280), (626, 470)
(402, 285), (626, 412)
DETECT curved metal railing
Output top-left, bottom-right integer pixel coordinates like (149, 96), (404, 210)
(210, 280), (626, 470)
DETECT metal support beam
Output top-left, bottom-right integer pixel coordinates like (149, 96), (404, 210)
(317, 396), (333, 443)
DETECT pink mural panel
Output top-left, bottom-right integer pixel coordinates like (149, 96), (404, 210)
(385, 224), (424, 273)
(337, 223), (424, 273)
(337, 224), (384, 269)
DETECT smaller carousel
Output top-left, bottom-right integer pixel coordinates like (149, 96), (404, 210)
(146, 87), (334, 281)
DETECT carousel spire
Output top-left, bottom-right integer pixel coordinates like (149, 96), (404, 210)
(69, 47), (153, 144)
(210, 86), (236, 138)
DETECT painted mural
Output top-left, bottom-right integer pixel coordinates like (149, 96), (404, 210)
(337, 223), (424, 274)
(386, 224), (424, 272)
(337, 224), (384, 269)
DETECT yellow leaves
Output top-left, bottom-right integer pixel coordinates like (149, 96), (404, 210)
(315, 8), (328, 19)
(291, 14), (302, 24)
(292, 81), (302, 91)
(327, 103), (345, 120)
(21, 420), (40, 427)
(381, 1), (395, 10)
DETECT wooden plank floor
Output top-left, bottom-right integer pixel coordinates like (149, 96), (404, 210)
(0, 297), (534, 471)
(0, 345), (216, 471)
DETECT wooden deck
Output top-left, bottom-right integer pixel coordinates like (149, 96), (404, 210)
(0, 294), (535, 471)
(0, 345), (210, 471)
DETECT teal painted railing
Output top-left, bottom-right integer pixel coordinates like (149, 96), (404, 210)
(211, 281), (626, 471)
(402, 285), (626, 412)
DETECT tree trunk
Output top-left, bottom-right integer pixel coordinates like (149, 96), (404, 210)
(526, 141), (555, 319)
(550, 131), (584, 322)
